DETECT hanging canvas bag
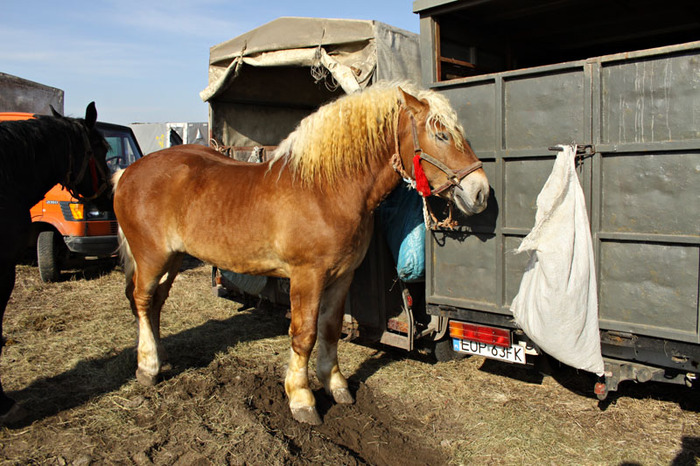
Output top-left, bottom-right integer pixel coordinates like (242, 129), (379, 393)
(510, 145), (605, 376)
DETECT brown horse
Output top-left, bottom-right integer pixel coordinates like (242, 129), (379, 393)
(112, 83), (489, 425)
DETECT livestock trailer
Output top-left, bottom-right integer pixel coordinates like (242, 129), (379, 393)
(413, 0), (699, 396)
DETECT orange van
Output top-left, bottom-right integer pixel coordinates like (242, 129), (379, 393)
(0, 112), (143, 281)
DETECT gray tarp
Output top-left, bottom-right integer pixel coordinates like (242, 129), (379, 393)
(129, 122), (208, 155)
(201, 17), (420, 149)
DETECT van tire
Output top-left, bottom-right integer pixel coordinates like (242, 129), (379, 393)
(433, 337), (467, 362)
(37, 230), (61, 283)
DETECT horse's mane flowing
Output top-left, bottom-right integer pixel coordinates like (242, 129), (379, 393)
(270, 81), (466, 186)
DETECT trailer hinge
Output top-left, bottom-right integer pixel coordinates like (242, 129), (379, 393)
(548, 143), (595, 168)
(548, 144), (595, 156)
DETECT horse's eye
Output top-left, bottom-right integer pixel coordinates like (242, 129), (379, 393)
(436, 132), (450, 142)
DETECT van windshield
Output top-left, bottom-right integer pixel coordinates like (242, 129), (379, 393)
(100, 128), (142, 173)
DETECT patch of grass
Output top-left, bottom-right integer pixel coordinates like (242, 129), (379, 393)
(1, 263), (698, 465)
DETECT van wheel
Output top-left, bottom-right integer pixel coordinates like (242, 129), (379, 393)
(433, 337), (467, 362)
(37, 230), (62, 283)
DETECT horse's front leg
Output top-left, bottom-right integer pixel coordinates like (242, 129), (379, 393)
(316, 273), (354, 405)
(0, 224), (29, 424)
(285, 269), (324, 425)
(0, 262), (25, 424)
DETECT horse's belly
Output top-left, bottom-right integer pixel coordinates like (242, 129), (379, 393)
(190, 240), (289, 279)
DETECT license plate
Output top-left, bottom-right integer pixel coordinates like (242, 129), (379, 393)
(452, 338), (526, 364)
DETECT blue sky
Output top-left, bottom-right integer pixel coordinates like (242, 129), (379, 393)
(1, 1), (420, 125)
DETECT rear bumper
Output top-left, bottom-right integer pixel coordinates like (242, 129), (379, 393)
(63, 235), (118, 257)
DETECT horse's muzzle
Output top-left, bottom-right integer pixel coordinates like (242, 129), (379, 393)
(453, 170), (489, 215)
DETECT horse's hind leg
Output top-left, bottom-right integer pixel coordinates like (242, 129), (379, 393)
(285, 268), (324, 425)
(316, 273), (354, 405)
(129, 252), (180, 386)
(149, 253), (185, 369)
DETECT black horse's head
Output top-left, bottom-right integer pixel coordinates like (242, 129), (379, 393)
(54, 103), (112, 211)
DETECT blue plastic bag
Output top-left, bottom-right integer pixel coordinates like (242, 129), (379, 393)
(377, 185), (425, 282)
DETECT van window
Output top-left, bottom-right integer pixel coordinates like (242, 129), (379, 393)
(102, 129), (141, 172)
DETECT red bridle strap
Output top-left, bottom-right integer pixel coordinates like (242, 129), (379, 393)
(89, 158), (99, 193)
(391, 109), (485, 230)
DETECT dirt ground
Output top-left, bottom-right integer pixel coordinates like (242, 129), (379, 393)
(1, 261), (698, 465)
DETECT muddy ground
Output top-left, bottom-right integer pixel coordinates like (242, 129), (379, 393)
(1, 261), (698, 465)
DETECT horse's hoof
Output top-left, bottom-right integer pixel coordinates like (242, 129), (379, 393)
(135, 369), (158, 386)
(290, 406), (322, 425)
(332, 388), (354, 405)
(0, 402), (27, 425)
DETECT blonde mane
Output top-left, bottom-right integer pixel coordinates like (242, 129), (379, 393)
(270, 81), (466, 186)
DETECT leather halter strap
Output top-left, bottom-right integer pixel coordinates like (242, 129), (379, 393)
(393, 110), (482, 198)
(63, 130), (110, 202)
(391, 108), (484, 230)
(408, 114), (483, 196)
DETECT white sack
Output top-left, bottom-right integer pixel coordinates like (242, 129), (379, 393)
(510, 145), (605, 376)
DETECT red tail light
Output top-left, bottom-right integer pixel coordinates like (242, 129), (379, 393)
(449, 321), (511, 348)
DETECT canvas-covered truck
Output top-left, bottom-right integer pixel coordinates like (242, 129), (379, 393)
(201, 17), (421, 158)
(412, 0), (699, 397)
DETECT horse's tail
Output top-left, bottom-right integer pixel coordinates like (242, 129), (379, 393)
(111, 169), (135, 283)
(117, 225), (135, 284)
(111, 168), (125, 195)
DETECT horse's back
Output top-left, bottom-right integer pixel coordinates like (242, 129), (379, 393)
(116, 145), (236, 214)
(117, 144), (249, 189)
(126, 144), (233, 170)
(113, 144), (275, 259)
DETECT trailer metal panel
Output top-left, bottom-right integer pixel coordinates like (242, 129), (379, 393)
(425, 42), (700, 350)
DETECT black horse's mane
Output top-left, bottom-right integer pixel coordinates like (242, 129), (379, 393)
(0, 114), (90, 206)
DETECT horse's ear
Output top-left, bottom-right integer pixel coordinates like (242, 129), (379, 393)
(398, 87), (427, 116)
(85, 102), (97, 128)
(50, 105), (62, 118)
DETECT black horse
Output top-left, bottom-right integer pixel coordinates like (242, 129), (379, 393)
(0, 103), (112, 423)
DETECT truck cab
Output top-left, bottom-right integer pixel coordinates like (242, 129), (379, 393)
(0, 112), (143, 281)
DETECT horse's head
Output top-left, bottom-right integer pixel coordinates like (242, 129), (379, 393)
(58, 103), (112, 211)
(395, 87), (489, 216)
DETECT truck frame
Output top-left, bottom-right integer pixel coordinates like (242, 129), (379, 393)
(413, 0), (699, 396)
